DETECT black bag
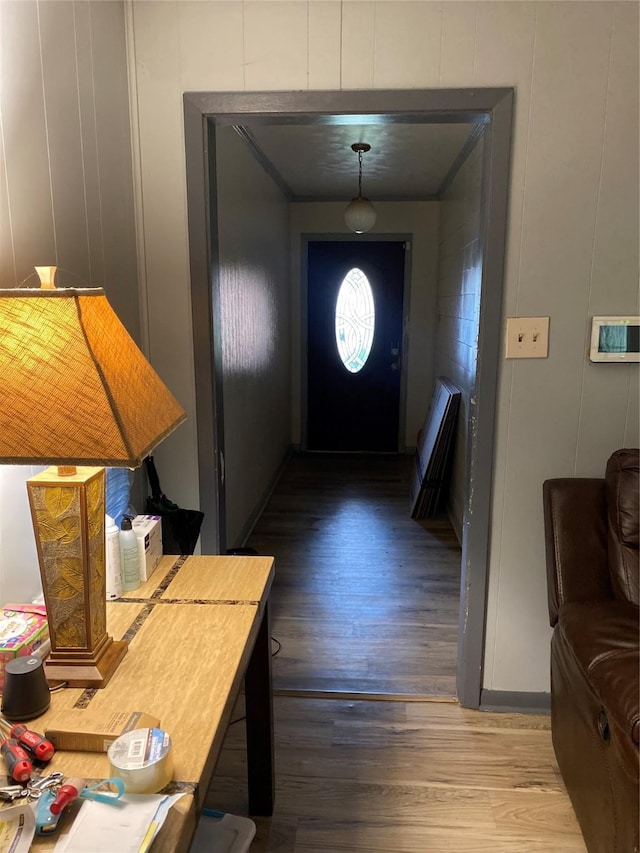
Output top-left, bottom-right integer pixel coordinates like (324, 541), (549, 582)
(144, 456), (204, 556)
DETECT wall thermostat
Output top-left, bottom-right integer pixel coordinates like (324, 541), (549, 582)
(589, 316), (640, 363)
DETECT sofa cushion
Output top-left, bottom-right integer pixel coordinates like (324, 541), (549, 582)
(606, 448), (639, 606)
(551, 626), (639, 853)
(558, 600), (639, 780)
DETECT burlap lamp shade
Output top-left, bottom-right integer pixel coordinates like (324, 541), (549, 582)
(0, 267), (186, 687)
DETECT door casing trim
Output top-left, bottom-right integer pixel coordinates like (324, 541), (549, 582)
(183, 88), (514, 708)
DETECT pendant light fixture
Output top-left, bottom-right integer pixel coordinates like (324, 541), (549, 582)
(344, 143), (377, 234)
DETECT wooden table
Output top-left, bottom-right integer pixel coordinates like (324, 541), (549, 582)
(24, 554), (275, 851)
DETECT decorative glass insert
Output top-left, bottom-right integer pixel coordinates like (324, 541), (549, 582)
(335, 268), (375, 373)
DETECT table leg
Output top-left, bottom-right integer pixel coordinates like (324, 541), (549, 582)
(245, 600), (274, 816)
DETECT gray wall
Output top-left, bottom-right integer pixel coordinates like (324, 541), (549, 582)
(215, 128), (292, 548)
(434, 136), (485, 541)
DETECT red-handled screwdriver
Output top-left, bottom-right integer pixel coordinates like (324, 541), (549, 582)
(0, 738), (32, 783)
(1, 723), (55, 763)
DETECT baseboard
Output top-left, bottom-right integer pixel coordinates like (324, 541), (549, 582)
(479, 689), (551, 714)
(233, 445), (294, 549)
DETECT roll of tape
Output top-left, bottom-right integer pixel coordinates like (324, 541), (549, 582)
(107, 727), (173, 794)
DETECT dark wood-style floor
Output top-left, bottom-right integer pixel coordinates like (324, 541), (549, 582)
(246, 452), (461, 698)
(207, 453), (586, 851)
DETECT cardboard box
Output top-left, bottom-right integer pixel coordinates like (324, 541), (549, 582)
(0, 604), (48, 691)
(132, 515), (163, 582)
(44, 710), (161, 753)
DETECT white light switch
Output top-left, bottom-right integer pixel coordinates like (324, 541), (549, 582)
(505, 317), (550, 359)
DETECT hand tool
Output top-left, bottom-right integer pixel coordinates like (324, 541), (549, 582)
(0, 738), (32, 783)
(0, 719), (55, 762)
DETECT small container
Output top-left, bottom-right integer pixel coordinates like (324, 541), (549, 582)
(0, 605), (49, 692)
(119, 517), (140, 592)
(105, 515), (122, 600)
(190, 811), (256, 853)
(1, 655), (50, 721)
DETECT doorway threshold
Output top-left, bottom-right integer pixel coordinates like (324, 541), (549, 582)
(274, 688), (459, 704)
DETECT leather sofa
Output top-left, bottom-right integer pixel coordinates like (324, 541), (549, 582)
(543, 448), (639, 853)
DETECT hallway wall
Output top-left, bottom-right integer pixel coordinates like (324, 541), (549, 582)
(128, 1), (639, 695)
(215, 128), (292, 548)
(434, 135), (485, 541)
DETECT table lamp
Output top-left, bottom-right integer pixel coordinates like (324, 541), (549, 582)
(0, 267), (186, 688)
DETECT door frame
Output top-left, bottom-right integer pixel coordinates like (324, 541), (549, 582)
(183, 88), (513, 708)
(301, 234), (412, 453)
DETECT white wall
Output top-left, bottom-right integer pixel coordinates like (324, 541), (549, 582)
(483, 1), (639, 692)
(434, 136), (485, 541)
(216, 128), (292, 548)
(290, 202), (440, 450)
(128, 1), (639, 694)
(0, 0), (139, 334)
(0, 467), (44, 605)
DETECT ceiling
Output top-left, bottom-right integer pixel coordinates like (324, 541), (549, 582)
(237, 121), (480, 203)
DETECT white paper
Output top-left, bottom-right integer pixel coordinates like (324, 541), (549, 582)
(0, 804), (35, 853)
(54, 793), (184, 853)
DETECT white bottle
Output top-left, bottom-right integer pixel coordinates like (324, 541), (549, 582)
(120, 516), (140, 592)
(105, 515), (123, 601)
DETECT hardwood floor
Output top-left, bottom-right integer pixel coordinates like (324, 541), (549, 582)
(209, 696), (586, 852)
(245, 453), (461, 697)
(207, 452), (586, 851)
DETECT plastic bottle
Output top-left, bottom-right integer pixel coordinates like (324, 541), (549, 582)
(119, 517), (140, 592)
(105, 515), (123, 601)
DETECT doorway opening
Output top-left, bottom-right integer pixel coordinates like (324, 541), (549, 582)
(183, 88), (513, 708)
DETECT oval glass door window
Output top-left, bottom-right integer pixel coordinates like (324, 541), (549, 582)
(335, 268), (375, 373)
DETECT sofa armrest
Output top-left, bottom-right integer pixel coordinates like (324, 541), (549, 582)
(543, 478), (612, 626)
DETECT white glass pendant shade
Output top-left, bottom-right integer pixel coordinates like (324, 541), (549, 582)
(344, 196), (377, 234)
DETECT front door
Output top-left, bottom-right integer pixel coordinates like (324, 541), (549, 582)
(306, 240), (406, 451)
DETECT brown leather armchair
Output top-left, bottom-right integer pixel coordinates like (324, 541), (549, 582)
(543, 448), (639, 853)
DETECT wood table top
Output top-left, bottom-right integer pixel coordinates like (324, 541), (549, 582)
(11, 554), (275, 851)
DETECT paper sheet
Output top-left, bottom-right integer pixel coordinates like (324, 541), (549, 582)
(54, 793), (185, 853)
(0, 805), (35, 853)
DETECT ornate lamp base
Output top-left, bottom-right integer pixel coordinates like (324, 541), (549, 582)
(43, 637), (128, 689)
(27, 466), (127, 689)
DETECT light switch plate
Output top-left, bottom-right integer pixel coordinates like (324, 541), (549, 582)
(505, 316), (550, 359)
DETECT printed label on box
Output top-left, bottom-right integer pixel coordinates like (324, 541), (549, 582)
(132, 516), (163, 582)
